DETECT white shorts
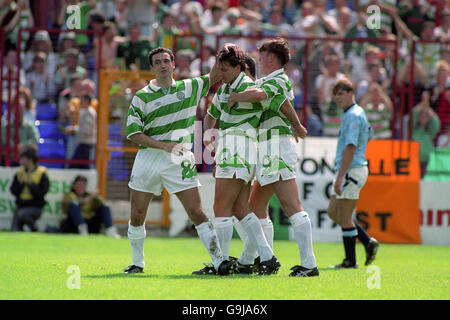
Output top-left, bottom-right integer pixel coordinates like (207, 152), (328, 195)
(256, 136), (298, 187)
(128, 148), (200, 196)
(214, 134), (257, 184)
(332, 166), (368, 200)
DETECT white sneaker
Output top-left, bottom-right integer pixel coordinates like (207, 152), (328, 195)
(105, 226), (121, 239)
(78, 223), (89, 236)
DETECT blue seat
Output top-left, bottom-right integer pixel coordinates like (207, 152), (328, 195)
(36, 103), (58, 121)
(38, 138), (66, 168)
(36, 120), (64, 139)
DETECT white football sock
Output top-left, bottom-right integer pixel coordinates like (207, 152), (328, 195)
(260, 217), (274, 250)
(234, 218), (257, 265)
(214, 217), (234, 260)
(289, 211), (317, 269)
(127, 222), (146, 268)
(195, 220), (224, 270)
(240, 213), (273, 262)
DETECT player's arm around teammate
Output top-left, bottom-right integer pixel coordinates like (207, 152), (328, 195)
(124, 47), (237, 276)
(225, 38), (318, 277)
(201, 44), (280, 275)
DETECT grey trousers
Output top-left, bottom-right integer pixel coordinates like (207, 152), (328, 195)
(10, 207), (43, 232)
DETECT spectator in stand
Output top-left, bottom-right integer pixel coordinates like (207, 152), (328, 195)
(0, 0), (34, 53)
(223, 7), (243, 36)
(2, 47), (26, 104)
(334, 6), (354, 37)
(174, 49), (196, 79)
(16, 86), (36, 124)
(26, 52), (56, 104)
(153, 12), (182, 50)
(259, 5), (293, 37)
(358, 0), (397, 36)
(117, 23), (153, 70)
(10, 145), (49, 232)
(342, 10), (380, 70)
(53, 48), (88, 96)
(349, 45), (382, 90)
(61, 175), (120, 238)
(397, 59), (427, 103)
(191, 45), (216, 77)
(355, 62), (389, 101)
(412, 20), (442, 84)
(1, 87), (40, 166)
(315, 54), (346, 137)
(169, 0), (204, 33)
(430, 60), (450, 138)
(114, 0), (128, 36)
(301, 0), (339, 37)
(23, 30), (57, 76)
(67, 94), (97, 169)
(327, 0), (358, 26)
(398, 0), (434, 37)
(381, 33), (401, 83)
(127, 0), (159, 38)
(58, 73), (83, 112)
(292, 1), (315, 38)
(200, 3), (229, 48)
(359, 82), (393, 139)
(221, 7), (251, 51)
(93, 21), (120, 69)
(56, 0), (94, 53)
(59, 100), (78, 168)
(56, 32), (87, 71)
(410, 90), (441, 177)
(434, 10), (449, 41)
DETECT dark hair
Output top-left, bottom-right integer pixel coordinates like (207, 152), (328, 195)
(332, 78), (354, 95)
(244, 53), (257, 80)
(148, 47), (175, 67)
(19, 145), (39, 163)
(217, 44), (246, 71)
(258, 37), (290, 67)
(71, 175), (88, 192)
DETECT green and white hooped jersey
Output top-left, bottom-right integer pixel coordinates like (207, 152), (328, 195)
(126, 75), (210, 148)
(257, 69), (294, 141)
(207, 72), (263, 140)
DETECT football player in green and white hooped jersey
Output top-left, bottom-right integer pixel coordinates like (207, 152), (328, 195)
(199, 44), (281, 275)
(227, 38), (319, 277)
(123, 47), (237, 276)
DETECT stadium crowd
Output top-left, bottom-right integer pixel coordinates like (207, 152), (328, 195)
(0, 0), (449, 177)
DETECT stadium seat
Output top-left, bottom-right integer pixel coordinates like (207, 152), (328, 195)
(38, 138), (66, 168)
(107, 139), (129, 180)
(36, 120), (64, 139)
(36, 103), (58, 121)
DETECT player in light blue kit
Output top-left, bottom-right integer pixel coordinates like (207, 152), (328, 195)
(327, 78), (379, 269)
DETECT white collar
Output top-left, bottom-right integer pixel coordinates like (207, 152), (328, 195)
(148, 79), (177, 92)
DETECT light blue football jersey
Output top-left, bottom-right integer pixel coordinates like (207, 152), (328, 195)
(334, 104), (373, 173)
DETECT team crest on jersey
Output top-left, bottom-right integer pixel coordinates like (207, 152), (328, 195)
(176, 91), (185, 100)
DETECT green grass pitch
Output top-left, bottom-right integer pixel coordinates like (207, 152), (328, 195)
(0, 232), (448, 300)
